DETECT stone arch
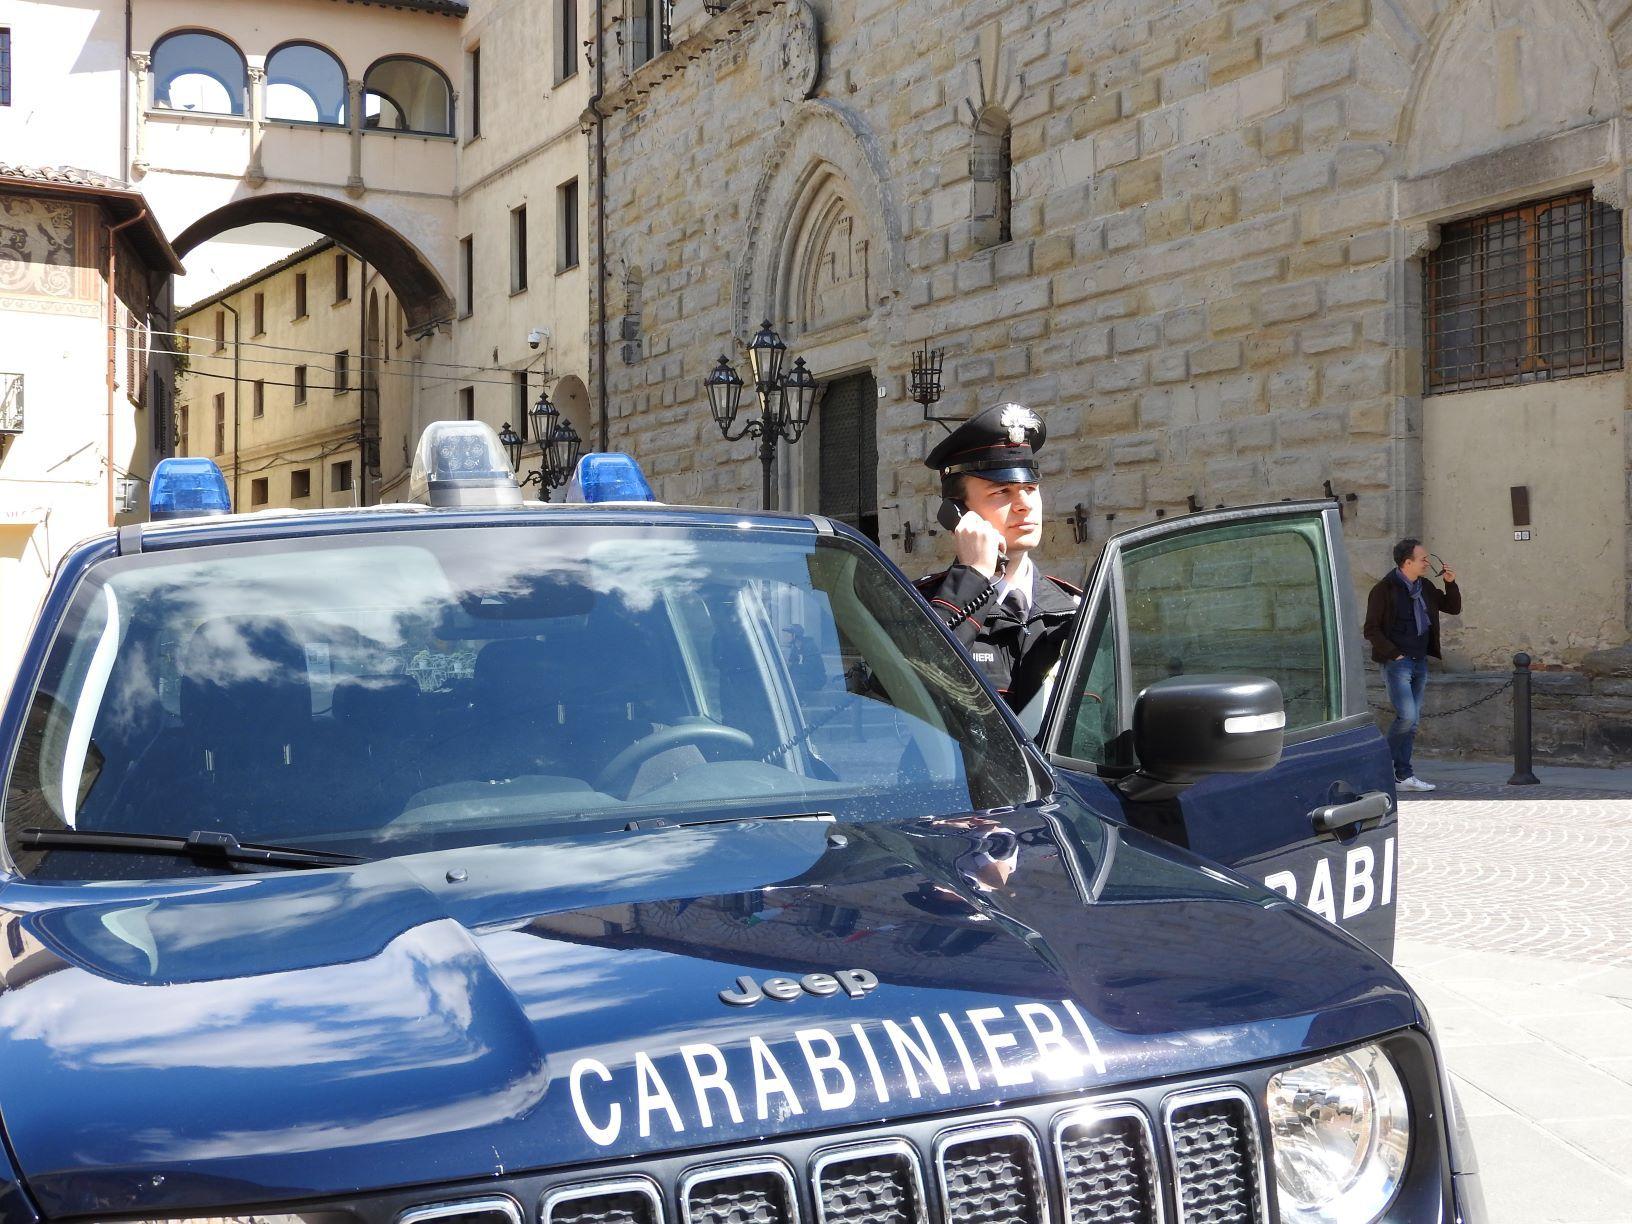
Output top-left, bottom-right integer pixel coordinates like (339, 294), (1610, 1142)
(735, 100), (905, 342)
(172, 193), (454, 332)
(551, 374), (591, 441)
(1400, 0), (1621, 178)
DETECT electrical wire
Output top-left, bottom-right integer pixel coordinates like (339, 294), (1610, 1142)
(161, 355), (529, 393)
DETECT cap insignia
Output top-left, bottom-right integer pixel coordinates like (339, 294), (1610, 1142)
(999, 404), (1040, 445)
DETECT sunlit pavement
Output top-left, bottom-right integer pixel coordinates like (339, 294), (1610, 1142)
(1397, 757), (1632, 1223)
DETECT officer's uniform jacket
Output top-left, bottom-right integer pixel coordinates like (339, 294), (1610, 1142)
(915, 563), (1081, 710)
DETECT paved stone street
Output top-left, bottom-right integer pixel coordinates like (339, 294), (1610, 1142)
(1397, 759), (1632, 1224)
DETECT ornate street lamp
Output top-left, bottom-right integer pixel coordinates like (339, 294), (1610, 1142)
(501, 385), (582, 500)
(704, 321), (819, 510)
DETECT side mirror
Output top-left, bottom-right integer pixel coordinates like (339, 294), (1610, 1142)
(1119, 675), (1285, 801)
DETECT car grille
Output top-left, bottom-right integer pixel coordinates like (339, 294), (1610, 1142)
(435, 1086), (1269, 1224)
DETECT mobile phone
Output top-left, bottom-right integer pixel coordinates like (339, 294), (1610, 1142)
(936, 498), (967, 532)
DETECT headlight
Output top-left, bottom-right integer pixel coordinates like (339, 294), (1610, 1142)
(1266, 1043), (1410, 1224)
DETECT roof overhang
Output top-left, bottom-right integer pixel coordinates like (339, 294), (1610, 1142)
(0, 168), (185, 275)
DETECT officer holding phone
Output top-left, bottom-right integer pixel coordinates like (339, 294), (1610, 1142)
(914, 402), (1080, 711)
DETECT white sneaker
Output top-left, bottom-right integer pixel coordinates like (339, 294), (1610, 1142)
(1396, 776), (1436, 792)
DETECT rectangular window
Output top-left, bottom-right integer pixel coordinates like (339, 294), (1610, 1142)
(458, 386), (475, 420)
(178, 405), (189, 456)
(294, 272), (308, 319)
(1426, 190), (1624, 393)
(294, 365), (308, 404)
(252, 291), (265, 336)
(214, 311), (226, 352)
(468, 45), (481, 139)
(459, 236), (474, 316)
(127, 313), (148, 406)
(334, 252), (349, 303)
(632, 0), (669, 66)
(331, 460), (354, 493)
(213, 394), (225, 455)
(557, 179), (580, 272)
(512, 370), (530, 437)
(1, 28), (12, 108)
(510, 205), (528, 293)
(291, 468), (312, 500)
(335, 350), (350, 394)
(252, 379), (265, 418)
(251, 477), (269, 506)
(557, 0), (578, 82)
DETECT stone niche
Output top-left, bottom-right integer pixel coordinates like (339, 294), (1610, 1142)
(1406, 0), (1619, 178)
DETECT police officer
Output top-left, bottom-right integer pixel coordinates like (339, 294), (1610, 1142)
(915, 402), (1080, 711)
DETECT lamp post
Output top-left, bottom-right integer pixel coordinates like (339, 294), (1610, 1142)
(499, 384), (582, 500)
(703, 320), (820, 511)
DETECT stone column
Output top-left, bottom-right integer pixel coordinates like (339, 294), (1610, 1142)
(130, 53), (151, 178)
(347, 78), (366, 197)
(246, 65), (267, 188)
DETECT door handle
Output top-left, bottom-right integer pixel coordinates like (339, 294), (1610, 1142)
(1309, 790), (1393, 834)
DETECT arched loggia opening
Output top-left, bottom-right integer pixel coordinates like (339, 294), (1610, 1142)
(172, 193), (455, 332)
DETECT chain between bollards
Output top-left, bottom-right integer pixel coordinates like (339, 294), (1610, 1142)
(1508, 651), (1540, 786)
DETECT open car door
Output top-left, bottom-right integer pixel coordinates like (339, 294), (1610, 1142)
(1033, 501), (1399, 959)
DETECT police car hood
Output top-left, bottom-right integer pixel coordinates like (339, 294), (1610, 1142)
(0, 795), (1416, 1216)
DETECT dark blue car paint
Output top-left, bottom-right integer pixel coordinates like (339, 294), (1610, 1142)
(0, 505), (1457, 1219)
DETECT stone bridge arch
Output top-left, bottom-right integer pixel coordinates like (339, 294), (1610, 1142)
(172, 192), (455, 332)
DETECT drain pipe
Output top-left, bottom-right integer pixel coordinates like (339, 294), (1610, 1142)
(591, 0), (609, 450)
(105, 209), (148, 525)
(221, 298), (241, 508)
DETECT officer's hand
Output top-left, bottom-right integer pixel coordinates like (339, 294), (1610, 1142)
(954, 511), (1006, 578)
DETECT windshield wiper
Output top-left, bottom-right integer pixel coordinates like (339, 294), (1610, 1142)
(624, 811), (834, 832)
(18, 828), (363, 872)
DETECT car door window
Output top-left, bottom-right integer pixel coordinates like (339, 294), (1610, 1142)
(1056, 597), (1125, 767)
(1121, 518), (1339, 731)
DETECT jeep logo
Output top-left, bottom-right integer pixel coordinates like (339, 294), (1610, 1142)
(719, 968), (879, 1007)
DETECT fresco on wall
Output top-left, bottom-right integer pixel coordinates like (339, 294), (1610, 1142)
(0, 196), (100, 318)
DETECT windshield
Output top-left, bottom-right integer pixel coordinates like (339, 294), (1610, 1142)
(4, 523), (1037, 879)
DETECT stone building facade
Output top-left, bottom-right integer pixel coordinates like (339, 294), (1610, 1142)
(591, 0), (1632, 692)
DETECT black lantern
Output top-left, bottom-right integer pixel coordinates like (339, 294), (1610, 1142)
(498, 421), (524, 471)
(704, 355), (745, 432)
(529, 387), (558, 446)
(747, 320), (788, 391)
(781, 357), (818, 441)
(548, 418), (583, 481)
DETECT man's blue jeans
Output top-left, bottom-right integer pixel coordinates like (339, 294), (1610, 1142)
(1383, 655), (1428, 781)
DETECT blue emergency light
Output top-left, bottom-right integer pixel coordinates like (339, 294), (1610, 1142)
(149, 457), (232, 521)
(565, 453), (656, 503)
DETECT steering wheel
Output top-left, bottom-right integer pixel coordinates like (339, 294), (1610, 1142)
(594, 721), (757, 796)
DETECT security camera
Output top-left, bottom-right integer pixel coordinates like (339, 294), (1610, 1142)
(527, 327), (551, 350)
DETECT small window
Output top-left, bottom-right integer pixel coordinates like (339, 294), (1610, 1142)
(458, 386), (475, 420)
(510, 205), (528, 293)
(334, 350), (350, 393)
(291, 468), (312, 499)
(467, 45), (481, 139)
(557, 179), (579, 272)
(214, 311), (226, 352)
(459, 235), (474, 316)
(556, 0), (577, 83)
(294, 365), (308, 404)
(294, 272), (308, 319)
(334, 252), (349, 303)
(252, 379), (265, 418)
(250, 477), (269, 506)
(213, 394), (226, 455)
(331, 460), (354, 493)
(2, 29), (13, 108)
(177, 405), (189, 456)
(970, 107), (1013, 249)
(1426, 191), (1624, 393)
(252, 291), (265, 336)
(631, 0), (669, 67)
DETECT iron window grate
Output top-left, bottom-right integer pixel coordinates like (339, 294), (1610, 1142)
(1425, 190), (1623, 393)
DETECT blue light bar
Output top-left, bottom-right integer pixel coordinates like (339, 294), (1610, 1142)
(565, 453), (656, 503)
(149, 457), (231, 521)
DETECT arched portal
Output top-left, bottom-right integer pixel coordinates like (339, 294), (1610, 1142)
(173, 193), (454, 332)
(552, 374), (591, 441)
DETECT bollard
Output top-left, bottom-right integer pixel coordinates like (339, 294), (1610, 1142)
(1508, 652), (1540, 786)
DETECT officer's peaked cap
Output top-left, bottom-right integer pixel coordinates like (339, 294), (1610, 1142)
(925, 402), (1046, 489)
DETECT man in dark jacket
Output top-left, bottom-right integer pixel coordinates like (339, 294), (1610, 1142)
(914, 402), (1080, 714)
(1362, 538), (1463, 791)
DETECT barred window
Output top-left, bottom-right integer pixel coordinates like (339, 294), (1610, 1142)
(1426, 191), (1623, 393)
